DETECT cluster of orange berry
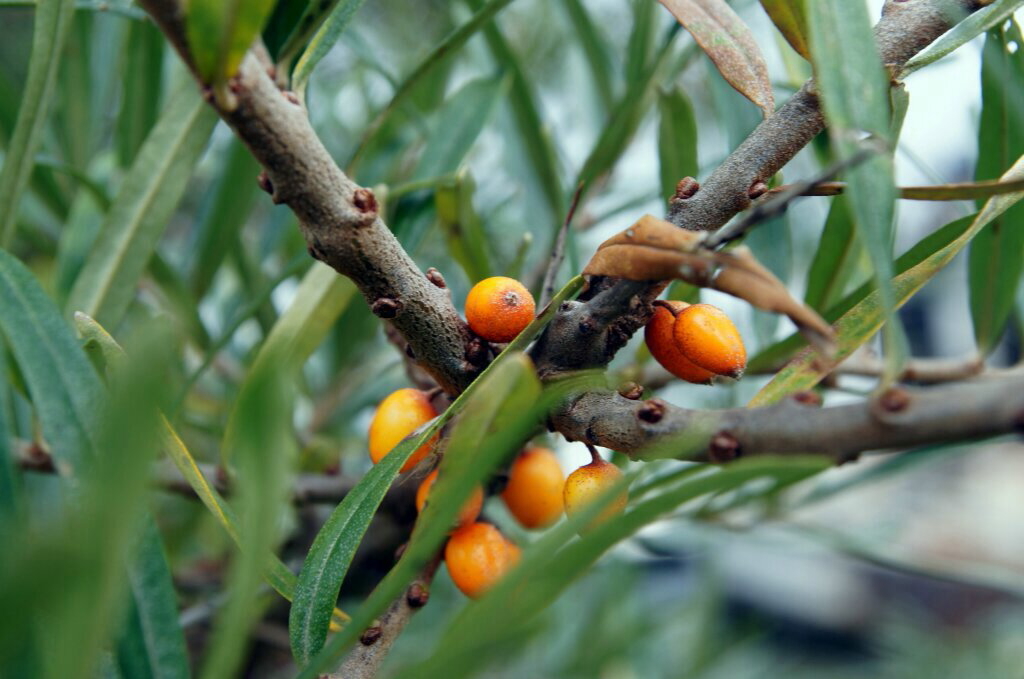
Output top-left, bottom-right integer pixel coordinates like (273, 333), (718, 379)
(361, 280), (743, 600)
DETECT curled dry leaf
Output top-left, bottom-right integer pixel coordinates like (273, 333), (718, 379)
(583, 215), (835, 353)
(657, 0), (775, 118)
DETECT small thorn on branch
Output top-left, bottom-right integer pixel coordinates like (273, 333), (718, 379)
(708, 431), (741, 463)
(407, 583), (430, 608)
(359, 626), (383, 646)
(425, 267), (447, 288)
(637, 399), (666, 423)
(671, 177), (700, 202)
(747, 180), (768, 200)
(257, 171), (273, 195)
(791, 390), (822, 407)
(371, 297), (403, 319)
(353, 187), (378, 216)
(618, 382), (644, 400)
(877, 386), (911, 413)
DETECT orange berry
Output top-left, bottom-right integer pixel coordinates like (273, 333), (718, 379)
(672, 303), (746, 378)
(502, 447), (564, 529)
(644, 301), (716, 384)
(416, 469), (484, 528)
(368, 388), (438, 472)
(464, 276), (536, 343)
(563, 458), (627, 529)
(444, 522), (521, 598)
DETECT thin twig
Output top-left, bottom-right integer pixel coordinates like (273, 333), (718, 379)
(539, 182), (585, 309)
(704, 143), (880, 250)
(765, 176), (1024, 202)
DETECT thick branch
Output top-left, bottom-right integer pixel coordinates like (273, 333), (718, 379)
(551, 374), (1024, 463)
(138, 0), (480, 394)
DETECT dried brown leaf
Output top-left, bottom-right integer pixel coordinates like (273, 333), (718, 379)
(583, 215), (835, 353)
(658, 0), (775, 118)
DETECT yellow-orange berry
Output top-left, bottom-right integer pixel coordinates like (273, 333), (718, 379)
(672, 303), (746, 378)
(464, 276), (536, 343)
(644, 301), (716, 384)
(563, 458), (627, 529)
(502, 447), (564, 529)
(416, 469), (484, 528)
(444, 522), (521, 599)
(368, 388), (437, 473)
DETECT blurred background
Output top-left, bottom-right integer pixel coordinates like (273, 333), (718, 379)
(1, 0), (1022, 676)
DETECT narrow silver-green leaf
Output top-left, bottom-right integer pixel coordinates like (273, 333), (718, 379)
(807, 0), (906, 384)
(116, 517), (190, 679)
(0, 0), (76, 246)
(66, 84), (217, 329)
(901, 0), (1024, 77)
(803, 194), (860, 312)
(222, 263), (356, 462)
(291, 0), (368, 95)
(185, 0), (277, 84)
(657, 87), (699, 203)
(0, 249), (102, 472)
(969, 22), (1024, 353)
(116, 19), (164, 167)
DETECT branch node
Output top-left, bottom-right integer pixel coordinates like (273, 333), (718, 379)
(283, 90), (301, 106)
(353, 187), (379, 217)
(371, 297), (403, 319)
(876, 386), (911, 414)
(637, 399), (667, 424)
(359, 626), (383, 646)
(256, 170), (274, 196)
(618, 382), (644, 400)
(425, 267), (447, 288)
(670, 177), (700, 203)
(747, 180), (768, 200)
(791, 390), (822, 407)
(406, 583), (430, 608)
(708, 431), (741, 463)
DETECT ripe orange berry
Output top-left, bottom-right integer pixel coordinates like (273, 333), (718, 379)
(368, 388), (438, 473)
(464, 276), (536, 343)
(644, 301), (716, 384)
(502, 447), (564, 529)
(672, 303), (746, 378)
(416, 469), (484, 528)
(563, 458), (627, 529)
(444, 522), (521, 599)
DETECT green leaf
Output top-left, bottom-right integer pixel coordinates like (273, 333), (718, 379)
(758, 0), (809, 59)
(658, 0), (775, 117)
(200, 358), (294, 679)
(0, 248), (102, 472)
(657, 87), (699, 204)
(414, 75), (509, 180)
(291, 0), (368, 95)
(72, 312), (351, 628)
(116, 518), (190, 679)
(751, 154), (1024, 405)
(561, 0), (615, 110)
(969, 23), (1024, 353)
(807, 0), (906, 384)
(409, 456), (829, 678)
(287, 397), (437, 666)
(222, 263), (356, 462)
(188, 137), (261, 299)
(116, 18), (164, 167)
(0, 362), (21, 523)
(0, 0), (76, 246)
(185, 0), (277, 84)
(901, 0), (1024, 77)
(435, 171), (494, 284)
(65, 84), (217, 329)
(473, 0), (565, 224)
(803, 194), (860, 312)
(577, 28), (680, 193)
(347, 0), (517, 172)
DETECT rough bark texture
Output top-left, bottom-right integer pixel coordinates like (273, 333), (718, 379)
(140, 0), (481, 395)
(552, 373), (1024, 463)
